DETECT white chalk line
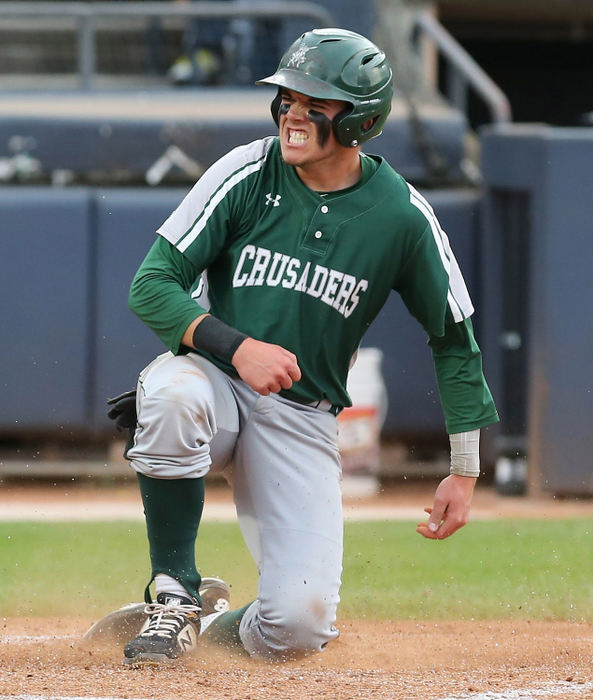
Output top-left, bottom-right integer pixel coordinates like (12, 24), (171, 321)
(0, 634), (78, 644)
(0, 696), (154, 700)
(1, 682), (593, 700)
(439, 680), (593, 699)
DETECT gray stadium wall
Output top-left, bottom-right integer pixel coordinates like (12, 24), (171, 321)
(480, 124), (593, 494)
(0, 108), (467, 189)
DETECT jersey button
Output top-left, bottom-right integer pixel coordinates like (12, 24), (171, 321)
(321, 205), (329, 214)
(314, 230), (323, 239)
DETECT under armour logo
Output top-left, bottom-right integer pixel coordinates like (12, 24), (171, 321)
(265, 193), (282, 207)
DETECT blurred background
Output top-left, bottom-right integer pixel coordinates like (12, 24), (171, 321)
(0, 0), (591, 498)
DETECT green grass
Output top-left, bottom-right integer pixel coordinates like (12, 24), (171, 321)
(342, 519), (593, 621)
(1, 519), (592, 621)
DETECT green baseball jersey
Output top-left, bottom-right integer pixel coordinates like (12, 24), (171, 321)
(130, 136), (498, 433)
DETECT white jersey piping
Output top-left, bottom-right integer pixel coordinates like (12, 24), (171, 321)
(408, 184), (474, 322)
(157, 138), (273, 253)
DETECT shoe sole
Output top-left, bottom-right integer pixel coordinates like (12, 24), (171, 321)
(123, 652), (180, 668)
(83, 602), (147, 644)
(200, 577), (230, 593)
(199, 577), (231, 616)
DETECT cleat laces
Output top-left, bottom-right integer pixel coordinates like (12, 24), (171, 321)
(139, 602), (201, 639)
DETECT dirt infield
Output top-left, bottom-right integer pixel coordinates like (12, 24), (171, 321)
(1, 617), (593, 699)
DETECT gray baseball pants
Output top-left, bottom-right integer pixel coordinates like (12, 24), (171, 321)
(127, 351), (343, 658)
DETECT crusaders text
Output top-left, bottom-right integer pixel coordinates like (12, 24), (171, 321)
(232, 244), (368, 318)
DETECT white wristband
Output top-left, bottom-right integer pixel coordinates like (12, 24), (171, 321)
(449, 429), (480, 477)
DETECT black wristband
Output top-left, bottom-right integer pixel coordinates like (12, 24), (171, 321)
(192, 315), (248, 364)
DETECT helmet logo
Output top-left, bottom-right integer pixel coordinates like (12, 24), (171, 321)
(286, 45), (312, 68)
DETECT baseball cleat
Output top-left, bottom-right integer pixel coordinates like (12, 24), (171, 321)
(123, 593), (201, 667)
(83, 577), (230, 650)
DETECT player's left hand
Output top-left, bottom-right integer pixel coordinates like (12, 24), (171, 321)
(107, 389), (137, 431)
(416, 474), (477, 540)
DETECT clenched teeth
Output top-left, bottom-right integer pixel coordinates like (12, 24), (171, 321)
(288, 130), (308, 144)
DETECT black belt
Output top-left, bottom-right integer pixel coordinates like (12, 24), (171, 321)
(277, 392), (342, 415)
(305, 398), (342, 416)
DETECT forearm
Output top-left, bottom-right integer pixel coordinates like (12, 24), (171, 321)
(181, 315), (206, 349)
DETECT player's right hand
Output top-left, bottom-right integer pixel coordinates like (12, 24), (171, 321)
(231, 337), (301, 395)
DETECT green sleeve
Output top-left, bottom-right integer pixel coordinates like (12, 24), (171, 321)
(128, 236), (206, 354)
(428, 317), (499, 434)
(395, 224), (450, 338)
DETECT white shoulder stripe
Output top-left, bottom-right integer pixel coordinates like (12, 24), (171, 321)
(409, 186), (451, 271)
(157, 138), (272, 251)
(177, 157), (264, 253)
(408, 184), (474, 322)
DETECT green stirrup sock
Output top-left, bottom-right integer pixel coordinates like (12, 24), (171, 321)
(137, 473), (205, 602)
(203, 602), (253, 651)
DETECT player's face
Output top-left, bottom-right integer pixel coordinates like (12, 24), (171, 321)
(278, 89), (349, 167)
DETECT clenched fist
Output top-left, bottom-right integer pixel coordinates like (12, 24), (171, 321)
(232, 337), (301, 395)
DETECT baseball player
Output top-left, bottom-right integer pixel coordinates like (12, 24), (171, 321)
(115, 28), (498, 665)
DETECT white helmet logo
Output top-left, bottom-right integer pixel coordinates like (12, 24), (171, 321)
(287, 46), (312, 68)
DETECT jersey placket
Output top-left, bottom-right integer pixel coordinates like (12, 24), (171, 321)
(301, 201), (335, 255)
(282, 163), (338, 257)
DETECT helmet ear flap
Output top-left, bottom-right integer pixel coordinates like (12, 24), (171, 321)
(270, 91), (283, 126)
(332, 104), (356, 147)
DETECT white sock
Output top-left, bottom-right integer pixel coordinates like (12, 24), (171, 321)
(154, 573), (192, 600)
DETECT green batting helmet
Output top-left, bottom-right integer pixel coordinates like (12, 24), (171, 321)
(256, 28), (393, 148)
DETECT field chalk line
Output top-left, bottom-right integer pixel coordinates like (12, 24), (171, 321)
(438, 680), (593, 699)
(0, 635), (78, 644)
(0, 696), (155, 700)
(2, 681), (593, 700)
